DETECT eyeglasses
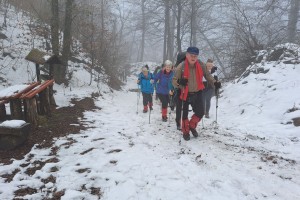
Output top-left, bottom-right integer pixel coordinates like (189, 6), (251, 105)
(188, 54), (198, 59)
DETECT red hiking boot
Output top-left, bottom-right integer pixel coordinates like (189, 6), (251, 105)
(182, 119), (190, 141)
(189, 114), (201, 137)
(162, 108), (168, 122)
(143, 106), (148, 113)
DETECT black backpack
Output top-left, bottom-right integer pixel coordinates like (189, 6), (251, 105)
(175, 52), (186, 67)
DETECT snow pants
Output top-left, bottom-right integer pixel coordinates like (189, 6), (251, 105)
(142, 92), (153, 106)
(182, 90), (204, 120)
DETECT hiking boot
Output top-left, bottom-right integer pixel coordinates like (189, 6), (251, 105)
(149, 103), (153, 111)
(162, 116), (168, 122)
(183, 133), (190, 141)
(143, 106), (148, 113)
(190, 128), (198, 137)
(170, 106), (175, 111)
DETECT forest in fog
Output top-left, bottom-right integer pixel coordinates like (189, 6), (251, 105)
(1, 0), (299, 83)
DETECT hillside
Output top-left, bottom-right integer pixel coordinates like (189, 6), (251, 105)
(219, 43), (300, 137)
(0, 6), (111, 107)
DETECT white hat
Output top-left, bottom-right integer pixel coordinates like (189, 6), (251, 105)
(164, 60), (172, 66)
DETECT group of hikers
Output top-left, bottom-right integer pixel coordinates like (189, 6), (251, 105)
(137, 46), (221, 141)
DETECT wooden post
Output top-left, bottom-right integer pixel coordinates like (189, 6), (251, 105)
(49, 85), (56, 107)
(10, 99), (23, 120)
(39, 87), (51, 116)
(24, 98), (38, 128)
(36, 63), (40, 82)
(0, 103), (6, 121)
(49, 64), (56, 107)
(49, 64), (54, 79)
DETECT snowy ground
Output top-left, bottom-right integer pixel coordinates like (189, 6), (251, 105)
(0, 74), (299, 200)
(0, 6), (299, 200)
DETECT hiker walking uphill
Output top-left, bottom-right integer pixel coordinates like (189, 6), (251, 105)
(172, 47), (221, 141)
(153, 64), (163, 100)
(173, 52), (205, 131)
(137, 65), (154, 113)
(203, 59), (218, 118)
(154, 60), (174, 122)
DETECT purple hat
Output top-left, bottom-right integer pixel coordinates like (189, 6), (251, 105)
(187, 47), (199, 55)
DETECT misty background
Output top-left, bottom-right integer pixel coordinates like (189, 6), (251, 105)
(1, 0), (299, 86)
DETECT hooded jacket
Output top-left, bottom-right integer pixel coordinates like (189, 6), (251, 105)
(154, 69), (174, 95)
(138, 72), (154, 94)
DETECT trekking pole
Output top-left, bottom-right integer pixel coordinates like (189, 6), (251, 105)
(168, 94), (173, 127)
(215, 88), (219, 124)
(179, 89), (185, 145)
(149, 81), (154, 124)
(136, 85), (140, 114)
(202, 98), (206, 129)
(149, 100), (151, 124)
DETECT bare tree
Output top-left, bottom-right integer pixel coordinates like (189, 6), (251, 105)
(60, 0), (74, 84)
(176, 0), (183, 52)
(50, 0), (59, 56)
(287, 0), (300, 43)
(1, 0), (9, 27)
(163, 0), (170, 61)
(190, 0), (197, 46)
(139, 0), (146, 62)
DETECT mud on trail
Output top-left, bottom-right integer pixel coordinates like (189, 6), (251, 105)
(0, 97), (100, 165)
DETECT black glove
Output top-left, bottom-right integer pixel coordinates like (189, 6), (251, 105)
(213, 75), (218, 81)
(211, 66), (217, 74)
(177, 78), (188, 86)
(214, 81), (221, 89)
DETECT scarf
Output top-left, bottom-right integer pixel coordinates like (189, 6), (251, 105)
(180, 59), (204, 101)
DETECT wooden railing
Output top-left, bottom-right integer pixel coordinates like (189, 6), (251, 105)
(0, 80), (55, 127)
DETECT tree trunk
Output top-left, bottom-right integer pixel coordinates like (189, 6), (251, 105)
(139, 0), (146, 62)
(169, 4), (176, 61)
(176, 0), (182, 53)
(163, 0), (170, 61)
(190, 0), (197, 46)
(287, 0), (300, 43)
(50, 0), (61, 84)
(2, 0), (8, 27)
(50, 0), (59, 55)
(61, 0), (74, 84)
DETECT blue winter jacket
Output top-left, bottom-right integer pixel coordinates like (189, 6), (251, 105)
(154, 70), (174, 95)
(138, 72), (154, 94)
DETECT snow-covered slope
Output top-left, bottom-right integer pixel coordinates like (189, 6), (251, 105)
(1, 73), (299, 200)
(218, 43), (300, 137)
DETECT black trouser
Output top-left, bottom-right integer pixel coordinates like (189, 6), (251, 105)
(142, 92), (152, 106)
(182, 90), (204, 120)
(157, 94), (169, 109)
(202, 88), (214, 114)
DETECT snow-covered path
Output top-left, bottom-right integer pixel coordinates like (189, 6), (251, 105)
(1, 77), (300, 200)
